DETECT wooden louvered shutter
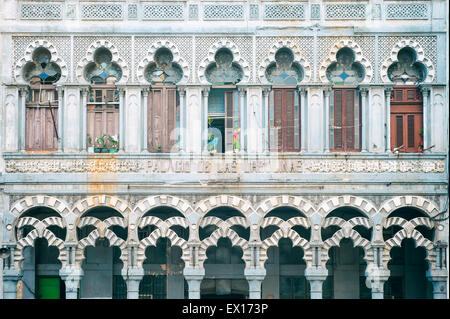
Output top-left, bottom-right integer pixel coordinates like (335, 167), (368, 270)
(333, 90), (343, 150)
(225, 91), (234, 152)
(284, 90), (295, 151)
(344, 89), (355, 150)
(407, 115), (415, 148)
(395, 115), (403, 148)
(26, 88), (58, 151)
(148, 88), (163, 152)
(273, 90), (283, 151)
(166, 88), (178, 151)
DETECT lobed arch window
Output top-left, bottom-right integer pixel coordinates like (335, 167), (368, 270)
(23, 47), (62, 152)
(206, 48), (243, 153)
(266, 47), (303, 152)
(388, 47), (426, 153)
(145, 47), (183, 153)
(84, 47), (122, 152)
(327, 47), (364, 152)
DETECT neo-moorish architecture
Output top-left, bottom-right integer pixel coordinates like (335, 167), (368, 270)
(0, 0), (448, 299)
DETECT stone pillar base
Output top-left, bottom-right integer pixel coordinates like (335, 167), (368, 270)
(305, 268), (328, 299)
(245, 268), (266, 299)
(2, 269), (22, 299)
(183, 268), (205, 299)
(122, 268), (145, 299)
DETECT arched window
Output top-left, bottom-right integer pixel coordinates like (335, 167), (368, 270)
(265, 48), (303, 152)
(327, 47), (364, 152)
(23, 47), (62, 152)
(388, 47), (426, 153)
(84, 47), (121, 153)
(145, 47), (182, 153)
(206, 48), (243, 153)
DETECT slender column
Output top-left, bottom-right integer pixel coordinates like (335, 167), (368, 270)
(142, 88), (149, 152)
(238, 87), (246, 153)
(323, 87), (331, 153)
(60, 268), (84, 299)
(262, 87), (270, 154)
(427, 269), (448, 299)
(80, 87), (89, 151)
(18, 87), (27, 151)
(299, 87), (307, 152)
(360, 87), (369, 152)
(56, 86), (64, 152)
(244, 268), (266, 299)
(384, 87), (393, 152)
(420, 85), (430, 150)
(178, 86), (186, 153)
(122, 268), (144, 299)
(183, 268), (205, 299)
(202, 87), (210, 154)
(119, 88), (125, 152)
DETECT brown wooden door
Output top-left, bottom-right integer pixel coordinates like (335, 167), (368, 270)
(25, 88), (58, 151)
(331, 88), (361, 152)
(390, 86), (423, 152)
(148, 86), (179, 152)
(86, 86), (120, 147)
(269, 89), (300, 152)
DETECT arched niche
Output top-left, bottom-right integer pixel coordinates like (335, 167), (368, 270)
(23, 47), (62, 84)
(144, 47), (184, 85)
(84, 47), (123, 84)
(205, 48), (244, 85)
(326, 47), (365, 85)
(265, 47), (304, 85)
(387, 47), (427, 84)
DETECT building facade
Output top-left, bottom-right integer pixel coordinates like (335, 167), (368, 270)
(0, 0), (448, 299)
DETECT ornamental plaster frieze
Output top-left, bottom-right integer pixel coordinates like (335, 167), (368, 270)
(4, 158), (446, 174)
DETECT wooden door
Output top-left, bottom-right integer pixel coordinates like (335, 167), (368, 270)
(26, 103), (58, 151)
(390, 86), (423, 152)
(148, 86), (179, 152)
(331, 88), (361, 152)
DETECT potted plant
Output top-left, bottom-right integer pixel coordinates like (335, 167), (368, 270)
(157, 145), (162, 153)
(94, 134), (108, 153)
(87, 135), (94, 153)
(108, 135), (119, 153)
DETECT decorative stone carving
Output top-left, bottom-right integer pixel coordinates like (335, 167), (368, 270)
(319, 39), (373, 84)
(203, 4), (244, 20)
(198, 39), (250, 84)
(263, 3), (305, 20)
(20, 3), (63, 20)
(137, 40), (189, 84)
(258, 40), (311, 84)
(4, 158), (446, 174)
(81, 4), (123, 20)
(381, 39), (435, 83)
(325, 3), (366, 20)
(385, 3), (429, 20)
(142, 4), (184, 20)
(14, 40), (68, 84)
(76, 40), (129, 84)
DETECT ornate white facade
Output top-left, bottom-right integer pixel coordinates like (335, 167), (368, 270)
(0, 0), (448, 299)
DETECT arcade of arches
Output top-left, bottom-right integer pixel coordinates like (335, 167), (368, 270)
(2, 195), (447, 299)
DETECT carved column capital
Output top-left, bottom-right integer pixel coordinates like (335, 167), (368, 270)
(202, 86), (210, 97)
